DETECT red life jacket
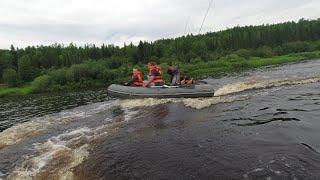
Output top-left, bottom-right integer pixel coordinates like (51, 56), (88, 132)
(148, 65), (164, 83)
(132, 70), (143, 86)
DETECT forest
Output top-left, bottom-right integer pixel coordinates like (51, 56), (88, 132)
(0, 18), (320, 96)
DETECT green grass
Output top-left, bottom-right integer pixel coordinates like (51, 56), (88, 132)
(0, 85), (33, 97)
(183, 51), (320, 79)
(1, 51), (320, 98)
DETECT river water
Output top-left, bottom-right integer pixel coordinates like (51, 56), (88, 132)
(0, 60), (320, 180)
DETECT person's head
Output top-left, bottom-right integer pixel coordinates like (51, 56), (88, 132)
(168, 65), (176, 71)
(148, 62), (156, 67)
(133, 67), (139, 73)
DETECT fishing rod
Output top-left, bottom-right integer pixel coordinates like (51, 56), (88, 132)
(199, 0), (214, 34)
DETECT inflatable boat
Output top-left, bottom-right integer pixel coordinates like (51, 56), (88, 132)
(107, 84), (215, 98)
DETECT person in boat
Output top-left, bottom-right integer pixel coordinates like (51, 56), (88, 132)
(167, 64), (181, 86)
(143, 62), (165, 87)
(124, 68), (144, 87)
(180, 72), (195, 85)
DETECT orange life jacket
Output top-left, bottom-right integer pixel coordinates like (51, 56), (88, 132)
(132, 70), (143, 86)
(148, 65), (164, 83)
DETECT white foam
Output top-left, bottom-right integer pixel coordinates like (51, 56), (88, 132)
(215, 76), (320, 96)
(0, 101), (119, 150)
(7, 102), (137, 179)
(7, 127), (93, 180)
(120, 95), (249, 110)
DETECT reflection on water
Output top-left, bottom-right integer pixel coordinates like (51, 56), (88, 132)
(0, 90), (108, 132)
(1, 60), (320, 179)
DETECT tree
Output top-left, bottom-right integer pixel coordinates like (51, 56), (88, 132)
(10, 45), (18, 68)
(18, 55), (34, 82)
(0, 50), (12, 81)
(2, 68), (19, 87)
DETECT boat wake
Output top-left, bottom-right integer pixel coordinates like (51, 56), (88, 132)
(0, 100), (119, 150)
(3, 100), (140, 180)
(214, 76), (320, 96)
(120, 75), (320, 109)
(1, 74), (320, 179)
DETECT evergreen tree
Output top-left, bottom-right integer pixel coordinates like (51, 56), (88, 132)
(2, 68), (19, 87)
(18, 55), (34, 81)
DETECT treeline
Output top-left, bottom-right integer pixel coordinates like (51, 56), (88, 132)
(0, 18), (320, 92)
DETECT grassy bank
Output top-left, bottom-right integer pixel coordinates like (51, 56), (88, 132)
(0, 86), (33, 97)
(0, 51), (320, 98)
(181, 51), (320, 79)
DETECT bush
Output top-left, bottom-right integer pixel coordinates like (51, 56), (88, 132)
(66, 64), (92, 82)
(102, 69), (118, 84)
(190, 57), (203, 64)
(299, 52), (320, 59)
(234, 49), (251, 59)
(49, 68), (67, 85)
(2, 68), (19, 87)
(219, 54), (245, 62)
(253, 46), (275, 58)
(283, 41), (313, 53)
(31, 75), (52, 92)
(273, 46), (284, 55)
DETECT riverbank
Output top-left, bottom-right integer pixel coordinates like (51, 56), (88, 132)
(0, 51), (320, 98)
(0, 86), (33, 97)
(184, 51), (320, 78)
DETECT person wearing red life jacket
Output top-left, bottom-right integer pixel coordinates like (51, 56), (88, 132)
(144, 62), (164, 87)
(125, 68), (144, 87)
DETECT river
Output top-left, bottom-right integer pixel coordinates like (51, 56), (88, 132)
(0, 59), (320, 180)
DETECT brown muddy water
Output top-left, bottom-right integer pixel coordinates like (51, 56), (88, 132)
(0, 60), (320, 180)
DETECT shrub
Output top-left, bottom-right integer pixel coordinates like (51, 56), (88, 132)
(49, 68), (67, 85)
(273, 46), (284, 55)
(219, 54), (245, 62)
(253, 46), (275, 58)
(190, 57), (203, 64)
(234, 49), (251, 59)
(283, 41), (313, 53)
(102, 69), (118, 84)
(299, 52), (320, 59)
(2, 68), (19, 87)
(31, 75), (51, 92)
(66, 64), (92, 82)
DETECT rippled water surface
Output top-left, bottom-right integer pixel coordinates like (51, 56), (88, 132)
(1, 60), (320, 180)
(0, 90), (108, 132)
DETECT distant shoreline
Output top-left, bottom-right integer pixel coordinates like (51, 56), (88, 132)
(1, 51), (319, 98)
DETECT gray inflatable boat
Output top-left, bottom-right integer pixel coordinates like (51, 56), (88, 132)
(107, 84), (215, 98)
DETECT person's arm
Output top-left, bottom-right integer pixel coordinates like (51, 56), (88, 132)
(143, 76), (155, 87)
(144, 69), (158, 87)
(126, 76), (138, 86)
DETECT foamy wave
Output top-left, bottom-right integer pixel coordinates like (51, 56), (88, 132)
(120, 76), (320, 110)
(7, 127), (93, 180)
(120, 98), (173, 109)
(0, 118), (52, 150)
(6, 102), (137, 180)
(0, 100), (118, 150)
(181, 95), (249, 109)
(215, 76), (320, 96)
(120, 95), (249, 110)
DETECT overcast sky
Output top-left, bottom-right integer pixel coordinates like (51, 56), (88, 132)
(0, 0), (319, 49)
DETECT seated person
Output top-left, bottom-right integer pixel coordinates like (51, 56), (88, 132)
(167, 65), (181, 86)
(124, 68), (144, 87)
(144, 62), (165, 87)
(180, 72), (195, 85)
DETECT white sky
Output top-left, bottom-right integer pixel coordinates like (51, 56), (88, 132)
(0, 0), (319, 49)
